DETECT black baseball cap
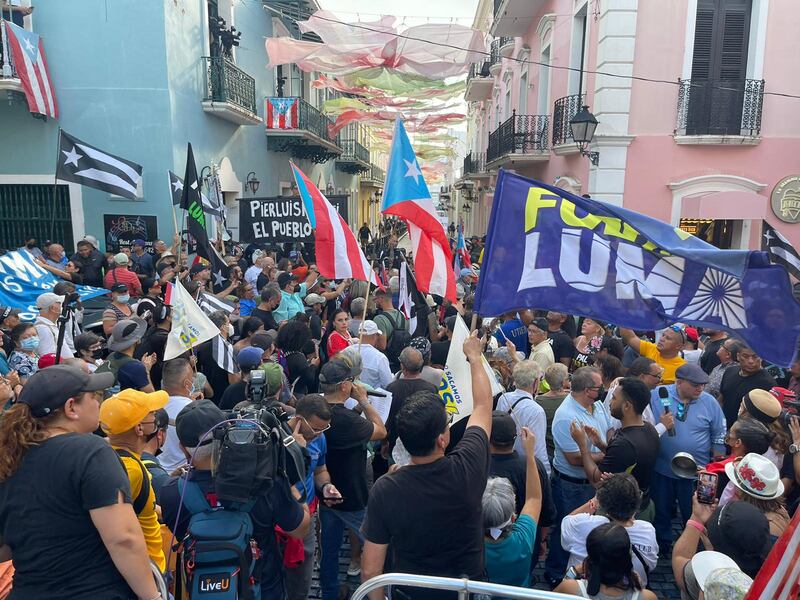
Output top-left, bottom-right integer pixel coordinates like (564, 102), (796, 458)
(705, 501), (771, 577)
(277, 272), (298, 289)
(530, 317), (549, 332)
(490, 410), (517, 447)
(17, 365), (115, 418)
(190, 263), (210, 277)
(319, 359), (352, 385)
(0, 306), (20, 321)
(175, 399), (227, 448)
(110, 283), (128, 294)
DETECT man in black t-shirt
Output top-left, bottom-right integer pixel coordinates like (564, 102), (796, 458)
(385, 348), (437, 452)
(719, 346), (776, 428)
(570, 377), (660, 519)
(71, 239), (106, 288)
(699, 329), (728, 374)
(250, 286), (281, 331)
(489, 411), (555, 563)
(430, 315), (456, 367)
(546, 311), (575, 367)
(361, 334), (492, 599)
(319, 360), (387, 600)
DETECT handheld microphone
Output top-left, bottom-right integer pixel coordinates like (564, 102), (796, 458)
(659, 387), (676, 437)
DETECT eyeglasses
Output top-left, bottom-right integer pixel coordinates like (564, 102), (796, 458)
(646, 372), (663, 380)
(300, 416), (331, 435)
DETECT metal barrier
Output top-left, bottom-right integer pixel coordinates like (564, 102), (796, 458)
(350, 573), (584, 600)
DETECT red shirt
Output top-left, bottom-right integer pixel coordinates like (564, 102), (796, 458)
(104, 267), (143, 298)
(326, 331), (352, 358)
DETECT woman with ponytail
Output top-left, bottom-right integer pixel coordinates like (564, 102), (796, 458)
(556, 523), (656, 600)
(0, 365), (164, 600)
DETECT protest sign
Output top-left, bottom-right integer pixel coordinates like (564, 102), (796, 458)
(104, 214), (159, 253)
(239, 195), (349, 244)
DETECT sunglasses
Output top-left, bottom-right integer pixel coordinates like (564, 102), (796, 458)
(668, 324), (687, 341)
(300, 416), (331, 435)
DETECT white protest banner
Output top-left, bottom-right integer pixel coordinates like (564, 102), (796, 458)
(164, 281), (220, 360)
(438, 314), (502, 422)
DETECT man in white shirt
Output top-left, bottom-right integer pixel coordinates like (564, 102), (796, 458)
(495, 359), (550, 476)
(34, 292), (74, 358)
(527, 317), (555, 374)
(356, 320), (394, 390)
(159, 357), (196, 473)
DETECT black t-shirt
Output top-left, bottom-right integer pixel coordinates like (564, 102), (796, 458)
(324, 403), (375, 511)
(219, 380), (247, 410)
(719, 368), (777, 428)
(159, 470), (304, 598)
(489, 451), (555, 559)
(196, 339), (232, 404)
(700, 338), (725, 374)
(70, 249), (105, 288)
(0, 433), (135, 599)
(385, 378), (437, 449)
(430, 340), (451, 367)
(547, 329), (575, 364)
(285, 351), (318, 397)
(597, 423), (660, 506)
(250, 307), (279, 332)
(362, 427), (489, 595)
(256, 273), (271, 293)
(134, 327), (169, 389)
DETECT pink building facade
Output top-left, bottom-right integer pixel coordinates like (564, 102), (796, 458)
(458, 0), (800, 257)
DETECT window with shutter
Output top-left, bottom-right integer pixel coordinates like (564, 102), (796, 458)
(687, 0), (752, 135)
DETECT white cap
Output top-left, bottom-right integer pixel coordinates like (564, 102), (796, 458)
(359, 320), (380, 336)
(82, 234), (99, 248)
(113, 253), (129, 265)
(691, 552), (739, 591)
(304, 293), (326, 306)
(36, 292), (65, 310)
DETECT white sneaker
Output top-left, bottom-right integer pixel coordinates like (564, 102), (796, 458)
(347, 560), (361, 577)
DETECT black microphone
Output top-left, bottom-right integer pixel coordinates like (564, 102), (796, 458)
(659, 386), (676, 437)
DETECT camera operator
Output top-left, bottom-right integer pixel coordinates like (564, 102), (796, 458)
(34, 292), (74, 359)
(159, 400), (310, 599)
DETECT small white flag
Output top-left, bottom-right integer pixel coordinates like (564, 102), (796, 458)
(164, 281), (220, 360)
(212, 334), (239, 374)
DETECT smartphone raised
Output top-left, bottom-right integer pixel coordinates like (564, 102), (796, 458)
(696, 472), (718, 504)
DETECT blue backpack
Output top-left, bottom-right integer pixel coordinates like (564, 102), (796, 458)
(177, 478), (260, 600)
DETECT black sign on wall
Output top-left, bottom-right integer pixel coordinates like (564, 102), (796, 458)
(238, 195), (350, 244)
(104, 214), (159, 253)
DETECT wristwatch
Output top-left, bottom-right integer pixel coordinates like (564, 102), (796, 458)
(790, 443), (800, 455)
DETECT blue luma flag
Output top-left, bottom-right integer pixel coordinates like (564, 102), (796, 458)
(0, 250), (108, 320)
(474, 170), (800, 367)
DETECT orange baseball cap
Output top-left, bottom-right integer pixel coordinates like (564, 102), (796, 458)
(100, 389), (169, 435)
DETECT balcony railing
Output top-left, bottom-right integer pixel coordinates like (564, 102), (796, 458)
(370, 164), (385, 185)
(0, 23), (20, 80)
(675, 78), (764, 137)
(468, 61), (491, 82)
(203, 56), (257, 116)
(487, 113), (549, 164)
(489, 39), (502, 69)
(552, 94), (584, 146)
(340, 138), (369, 164)
(463, 152), (486, 175)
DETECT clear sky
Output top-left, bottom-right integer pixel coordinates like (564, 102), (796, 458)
(318, 0), (479, 26)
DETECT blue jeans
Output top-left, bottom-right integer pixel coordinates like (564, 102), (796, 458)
(544, 474), (595, 582)
(651, 471), (695, 548)
(320, 505), (366, 600)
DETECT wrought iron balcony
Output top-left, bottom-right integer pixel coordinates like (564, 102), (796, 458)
(0, 22), (24, 96)
(466, 62), (493, 102)
(675, 78), (764, 139)
(202, 56), (260, 125)
(489, 39), (502, 74)
(487, 113), (549, 167)
(467, 61), (491, 82)
(265, 97), (342, 163)
(463, 152), (487, 176)
(336, 138), (370, 174)
(498, 36), (515, 57)
(552, 94), (585, 146)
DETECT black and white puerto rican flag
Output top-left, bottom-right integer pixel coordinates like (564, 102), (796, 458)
(56, 130), (142, 200)
(168, 170), (223, 218)
(762, 221), (800, 281)
(197, 292), (235, 316)
(211, 334), (239, 374)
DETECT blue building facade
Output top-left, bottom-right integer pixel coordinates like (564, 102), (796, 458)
(0, 0), (366, 253)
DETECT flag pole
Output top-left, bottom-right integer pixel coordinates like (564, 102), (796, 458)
(169, 171), (179, 236)
(357, 262), (376, 348)
(49, 127), (62, 241)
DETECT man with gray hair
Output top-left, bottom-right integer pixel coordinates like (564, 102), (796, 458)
(356, 320), (394, 390)
(348, 296), (367, 337)
(495, 360), (550, 476)
(386, 347), (437, 453)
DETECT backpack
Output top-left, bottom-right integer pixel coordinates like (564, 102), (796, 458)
(114, 448), (152, 515)
(176, 478), (260, 600)
(95, 352), (135, 397)
(383, 311), (411, 372)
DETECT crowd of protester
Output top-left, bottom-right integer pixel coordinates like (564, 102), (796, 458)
(0, 231), (798, 600)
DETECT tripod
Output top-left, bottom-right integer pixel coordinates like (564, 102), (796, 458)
(54, 292), (80, 363)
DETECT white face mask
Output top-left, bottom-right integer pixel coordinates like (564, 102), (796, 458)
(226, 323), (234, 337)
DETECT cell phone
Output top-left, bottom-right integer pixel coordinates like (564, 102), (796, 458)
(696, 472), (718, 504)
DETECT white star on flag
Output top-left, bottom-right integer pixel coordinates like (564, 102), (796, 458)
(763, 230), (774, 245)
(62, 147), (82, 167)
(22, 37), (35, 54)
(213, 269), (227, 288)
(171, 177), (183, 193)
(190, 180), (199, 190)
(403, 158), (422, 184)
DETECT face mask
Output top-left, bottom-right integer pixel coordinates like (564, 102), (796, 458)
(226, 323), (234, 337)
(26, 242), (36, 249)
(116, 294), (130, 303)
(91, 348), (104, 360)
(21, 336), (39, 351)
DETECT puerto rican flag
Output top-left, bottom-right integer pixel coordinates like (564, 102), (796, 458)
(746, 508), (800, 600)
(2, 20), (58, 118)
(291, 162), (378, 285)
(266, 97), (298, 130)
(382, 119), (456, 302)
(454, 223), (472, 274)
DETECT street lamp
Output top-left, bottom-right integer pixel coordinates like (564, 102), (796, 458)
(570, 105), (600, 166)
(246, 171), (260, 194)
